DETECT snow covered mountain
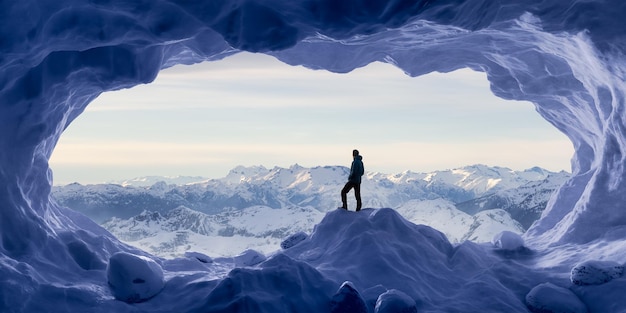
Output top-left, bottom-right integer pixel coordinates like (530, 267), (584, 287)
(103, 200), (525, 258)
(456, 172), (570, 229)
(52, 164), (567, 258)
(52, 164), (569, 224)
(103, 205), (324, 258)
(110, 176), (208, 187)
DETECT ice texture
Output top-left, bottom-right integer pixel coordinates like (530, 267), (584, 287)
(375, 289), (418, 313)
(525, 282), (587, 313)
(570, 260), (624, 286)
(106, 252), (165, 303)
(492, 230), (525, 251)
(281, 231), (309, 250)
(3, 0), (626, 312)
(330, 281), (368, 313)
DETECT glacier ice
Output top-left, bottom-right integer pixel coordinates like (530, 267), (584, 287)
(2, 0), (626, 312)
(106, 252), (165, 303)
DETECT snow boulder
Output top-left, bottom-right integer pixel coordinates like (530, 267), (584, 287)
(492, 230), (524, 251)
(375, 289), (417, 313)
(234, 249), (266, 266)
(525, 282), (587, 313)
(106, 252), (165, 303)
(281, 231), (309, 249)
(184, 251), (213, 264)
(570, 260), (624, 286)
(330, 281), (368, 313)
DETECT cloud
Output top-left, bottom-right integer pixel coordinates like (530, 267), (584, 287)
(50, 138), (572, 173)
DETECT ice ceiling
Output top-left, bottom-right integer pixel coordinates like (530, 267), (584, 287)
(2, 0), (626, 266)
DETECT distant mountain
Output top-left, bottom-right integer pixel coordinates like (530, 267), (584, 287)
(104, 201), (524, 258)
(103, 205), (324, 258)
(110, 176), (208, 187)
(51, 164), (570, 258)
(52, 164), (570, 225)
(395, 199), (525, 243)
(455, 173), (569, 229)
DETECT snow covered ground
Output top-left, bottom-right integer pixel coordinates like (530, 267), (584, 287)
(9, 207), (626, 313)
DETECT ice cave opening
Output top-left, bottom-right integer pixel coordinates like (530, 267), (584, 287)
(3, 0), (626, 299)
(49, 51), (571, 185)
(46, 50), (573, 258)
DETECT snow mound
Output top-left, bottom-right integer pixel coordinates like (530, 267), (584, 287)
(184, 251), (213, 264)
(281, 231), (309, 250)
(570, 260), (624, 286)
(282, 208), (531, 312)
(492, 230), (525, 251)
(233, 249), (266, 267)
(106, 252), (164, 303)
(330, 281), (368, 313)
(375, 289), (417, 313)
(198, 253), (336, 313)
(525, 282), (587, 313)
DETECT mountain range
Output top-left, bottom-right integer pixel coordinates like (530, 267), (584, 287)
(52, 164), (570, 257)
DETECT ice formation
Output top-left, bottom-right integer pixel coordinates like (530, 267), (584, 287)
(2, 0), (626, 312)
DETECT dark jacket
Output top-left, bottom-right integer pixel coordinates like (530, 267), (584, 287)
(348, 155), (364, 184)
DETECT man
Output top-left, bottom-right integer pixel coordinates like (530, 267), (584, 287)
(341, 149), (364, 211)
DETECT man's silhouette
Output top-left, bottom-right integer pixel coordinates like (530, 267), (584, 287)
(341, 149), (364, 211)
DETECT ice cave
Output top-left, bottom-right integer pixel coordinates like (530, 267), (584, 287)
(2, 0), (626, 312)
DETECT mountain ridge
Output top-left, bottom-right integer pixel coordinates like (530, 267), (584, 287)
(51, 164), (571, 258)
(52, 164), (569, 224)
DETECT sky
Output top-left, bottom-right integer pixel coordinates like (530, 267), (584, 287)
(49, 52), (574, 185)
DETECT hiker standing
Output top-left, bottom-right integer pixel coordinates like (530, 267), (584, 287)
(341, 149), (364, 211)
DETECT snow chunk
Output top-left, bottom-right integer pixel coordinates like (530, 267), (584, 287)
(525, 282), (587, 313)
(281, 231), (308, 249)
(234, 249), (266, 266)
(570, 260), (624, 286)
(184, 251), (213, 264)
(492, 230), (524, 251)
(202, 254), (335, 312)
(330, 281), (367, 313)
(375, 289), (417, 313)
(106, 252), (164, 303)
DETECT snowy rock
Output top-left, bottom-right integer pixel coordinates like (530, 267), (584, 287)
(570, 260), (624, 286)
(492, 231), (524, 251)
(281, 231), (309, 249)
(525, 283), (587, 313)
(330, 281), (368, 313)
(233, 249), (266, 267)
(184, 251), (213, 264)
(106, 252), (164, 303)
(374, 289), (417, 313)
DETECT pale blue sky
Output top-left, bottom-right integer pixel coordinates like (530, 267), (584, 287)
(49, 52), (573, 185)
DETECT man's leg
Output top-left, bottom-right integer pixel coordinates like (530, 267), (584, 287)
(354, 183), (362, 211)
(341, 182), (353, 210)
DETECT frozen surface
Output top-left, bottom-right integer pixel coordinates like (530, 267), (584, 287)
(492, 230), (525, 251)
(375, 289), (417, 313)
(570, 260), (624, 286)
(525, 282), (587, 313)
(2, 0), (626, 312)
(106, 252), (165, 303)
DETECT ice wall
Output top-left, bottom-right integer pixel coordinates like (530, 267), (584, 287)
(1, 0), (626, 266)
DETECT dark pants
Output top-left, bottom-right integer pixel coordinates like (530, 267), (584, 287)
(341, 181), (362, 211)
